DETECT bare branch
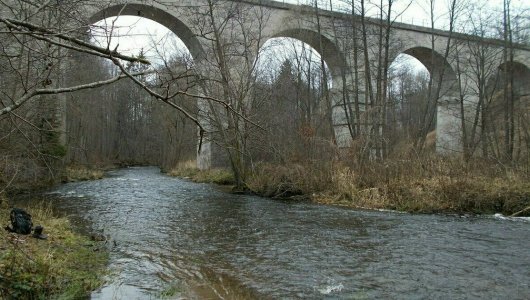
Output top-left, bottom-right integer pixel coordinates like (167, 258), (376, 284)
(0, 17), (151, 64)
(0, 71), (148, 116)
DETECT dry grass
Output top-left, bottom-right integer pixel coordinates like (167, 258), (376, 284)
(326, 157), (530, 215)
(169, 156), (530, 215)
(169, 160), (235, 185)
(64, 165), (104, 182)
(246, 155), (530, 216)
(316, 166), (393, 209)
(246, 161), (333, 198)
(1, 202), (108, 299)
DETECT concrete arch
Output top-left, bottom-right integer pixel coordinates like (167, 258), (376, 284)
(493, 61), (530, 97)
(89, 3), (205, 61)
(88, 3), (211, 168)
(261, 28), (348, 146)
(390, 46), (461, 153)
(395, 46), (458, 96)
(496, 60), (530, 77)
(270, 28), (346, 80)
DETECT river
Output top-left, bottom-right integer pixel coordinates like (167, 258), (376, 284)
(37, 167), (530, 299)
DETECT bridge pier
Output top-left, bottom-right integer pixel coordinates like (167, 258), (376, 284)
(195, 97), (231, 170)
(331, 87), (367, 148)
(197, 139), (214, 170)
(436, 96), (463, 154)
(197, 137), (230, 170)
(331, 83), (465, 155)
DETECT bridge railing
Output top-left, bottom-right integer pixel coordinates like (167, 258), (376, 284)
(274, 0), (443, 31)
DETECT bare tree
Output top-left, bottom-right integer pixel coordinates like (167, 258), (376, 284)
(183, 0), (270, 188)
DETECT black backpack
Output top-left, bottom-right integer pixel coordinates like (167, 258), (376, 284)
(9, 208), (33, 235)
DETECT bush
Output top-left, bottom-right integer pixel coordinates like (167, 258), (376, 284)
(42, 130), (66, 158)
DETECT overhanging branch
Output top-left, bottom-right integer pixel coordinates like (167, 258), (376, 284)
(0, 72), (148, 116)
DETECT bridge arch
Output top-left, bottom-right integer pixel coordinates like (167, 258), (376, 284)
(493, 61), (530, 96)
(85, 4), (208, 167)
(270, 28), (346, 81)
(89, 3), (205, 61)
(259, 29), (348, 144)
(396, 46), (458, 96)
(389, 46), (460, 152)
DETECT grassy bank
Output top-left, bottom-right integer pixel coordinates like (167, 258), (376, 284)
(169, 157), (530, 216)
(314, 165), (530, 216)
(168, 160), (235, 185)
(63, 165), (107, 182)
(0, 197), (108, 299)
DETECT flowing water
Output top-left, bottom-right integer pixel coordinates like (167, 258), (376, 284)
(36, 167), (529, 299)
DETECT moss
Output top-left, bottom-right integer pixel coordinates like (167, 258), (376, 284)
(0, 204), (108, 299)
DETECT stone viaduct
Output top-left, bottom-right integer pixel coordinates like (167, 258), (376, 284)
(77, 0), (530, 168)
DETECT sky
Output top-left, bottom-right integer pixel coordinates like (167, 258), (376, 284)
(91, 17), (187, 63)
(91, 0), (528, 83)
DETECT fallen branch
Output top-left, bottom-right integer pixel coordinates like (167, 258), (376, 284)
(510, 206), (530, 217)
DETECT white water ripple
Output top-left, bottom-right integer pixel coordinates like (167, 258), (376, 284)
(317, 283), (344, 295)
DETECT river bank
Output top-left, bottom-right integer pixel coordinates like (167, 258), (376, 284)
(169, 157), (530, 216)
(0, 195), (108, 299)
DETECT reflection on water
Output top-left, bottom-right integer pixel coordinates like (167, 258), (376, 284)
(35, 167), (530, 299)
